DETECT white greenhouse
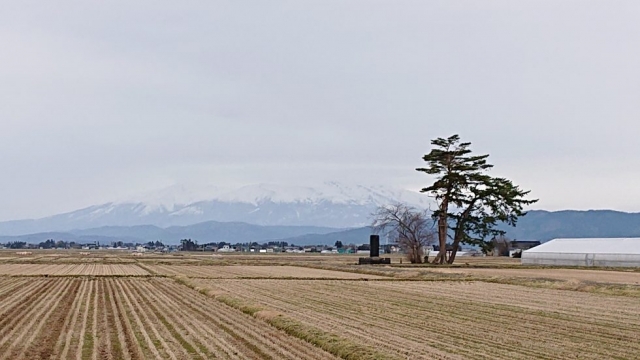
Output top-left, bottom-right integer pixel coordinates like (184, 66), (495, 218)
(521, 238), (640, 267)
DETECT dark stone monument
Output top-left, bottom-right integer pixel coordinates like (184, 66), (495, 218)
(369, 235), (380, 258)
(358, 234), (390, 265)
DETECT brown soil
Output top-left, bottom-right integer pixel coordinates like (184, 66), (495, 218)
(0, 264), (149, 276)
(0, 277), (339, 359)
(427, 267), (640, 285)
(148, 264), (384, 279)
(194, 278), (640, 359)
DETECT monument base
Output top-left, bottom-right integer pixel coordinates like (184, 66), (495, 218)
(358, 257), (391, 265)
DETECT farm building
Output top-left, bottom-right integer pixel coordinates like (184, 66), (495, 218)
(521, 238), (640, 267)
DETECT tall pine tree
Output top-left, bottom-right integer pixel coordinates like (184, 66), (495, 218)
(417, 135), (537, 264)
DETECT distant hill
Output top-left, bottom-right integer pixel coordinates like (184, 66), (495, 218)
(0, 221), (343, 245)
(0, 182), (430, 235)
(4, 209), (640, 247)
(275, 227), (372, 246)
(0, 232), (142, 246)
(501, 210), (640, 241)
(277, 209), (640, 245)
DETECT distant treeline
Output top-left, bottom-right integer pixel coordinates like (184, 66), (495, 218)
(1, 239), (168, 249)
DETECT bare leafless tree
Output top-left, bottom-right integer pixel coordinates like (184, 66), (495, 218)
(371, 203), (436, 263)
(491, 235), (512, 256)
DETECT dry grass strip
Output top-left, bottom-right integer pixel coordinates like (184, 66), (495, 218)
(175, 277), (401, 360)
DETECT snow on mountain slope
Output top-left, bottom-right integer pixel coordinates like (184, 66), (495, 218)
(213, 182), (430, 206)
(0, 182), (433, 235)
(114, 183), (230, 213)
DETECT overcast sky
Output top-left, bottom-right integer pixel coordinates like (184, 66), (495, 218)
(1, 1), (640, 221)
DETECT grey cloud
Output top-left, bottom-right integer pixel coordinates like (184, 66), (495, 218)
(1, 1), (640, 220)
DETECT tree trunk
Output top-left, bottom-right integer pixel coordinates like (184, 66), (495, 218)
(447, 200), (477, 264)
(431, 251), (444, 264)
(447, 242), (459, 264)
(447, 226), (469, 264)
(434, 207), (448, 264)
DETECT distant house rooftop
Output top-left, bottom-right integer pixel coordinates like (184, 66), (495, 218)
(511, 240), (541, 250)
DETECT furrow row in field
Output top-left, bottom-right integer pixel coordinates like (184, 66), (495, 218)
(59, 279), (90, 359)
(0, 277), (335, 359)
(106, 279), (143, 359)
(89, 278), (99, 360)
(14, 279), (81, 359)
(0, 277), (21, 293)
(281, 285), (511, 359)
(425, 268), (640, 285)
(151, 278), (339, 360)
(0, 278), (38, 304)
(300, 282), (640, 358)
(303, 282), (639, 359)
(271, 287), (481, 360)
(367, 281), (640, 334)
(0, 279), (73, 359)
(201, 279), (640, 360)
(147, 278), (331, 359)
(149, 264), (383, 279)
(342, 282), (640, 355)
(146, 279), (264, 359)
(206, 280), (492, 360)
(376, 281), (640, 320)
(50, 279), (87, 358)
(74, 280), (93, 360)
(97, 280), (114, 359)
(0, 264), (149, 276)
(133, 281), (221, 359)
(112, 279), (162, 358)
(116, 278), (178, 359)
(136, 277), (338, 359)
(128, 281), (200, 359)
(0, 279), (62, 345)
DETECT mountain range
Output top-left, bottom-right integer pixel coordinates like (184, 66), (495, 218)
(0, 182), (430, 236)
(499, 209), (640, 241)
(2, 182), (640, 246)
(0, 222), (344, 246)
(3, 209), (640, 246)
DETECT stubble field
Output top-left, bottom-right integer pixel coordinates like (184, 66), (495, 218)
(146, 264), (384, 279)
(425, 267), (640, 285)
(0, 277), (338, 360)
(0, 251), (639, 359)
(190, 279), (640, 360)
(0, 264), (149, 276)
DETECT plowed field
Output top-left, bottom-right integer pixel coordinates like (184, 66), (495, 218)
(0, 264), (149, 276)
(194, 279), (640, 360)
(0, 277), (338, 360)
(425, 267), (640, 285)
(148, 265), (384, 279)
(2, 252), (639, 360)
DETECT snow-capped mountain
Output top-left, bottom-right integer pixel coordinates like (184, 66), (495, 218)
(0, 182), (433, 236)
(212, 182), (427, 206)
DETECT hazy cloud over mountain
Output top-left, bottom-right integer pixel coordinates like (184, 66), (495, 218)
(1, 1), (640, 221)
